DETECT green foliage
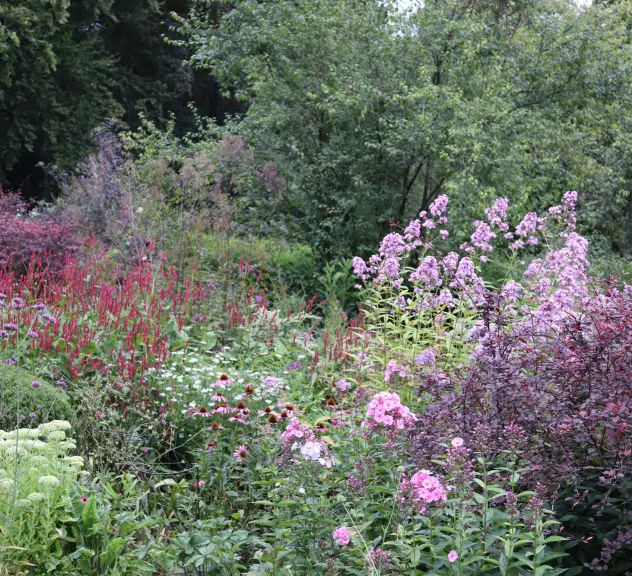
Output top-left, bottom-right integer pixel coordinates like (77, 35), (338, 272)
(0, 365), (73, 430)
(0, 0), (120, 188)
(175, 0), (632, 259)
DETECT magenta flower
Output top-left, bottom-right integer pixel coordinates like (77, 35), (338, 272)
(31, 381), (41, 388)
(448, 550), (459, 563)
(333, 526), (353, 546)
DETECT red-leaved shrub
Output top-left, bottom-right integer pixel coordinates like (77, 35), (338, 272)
(0, 190), (78, 274)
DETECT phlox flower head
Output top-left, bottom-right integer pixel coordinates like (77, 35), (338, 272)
(363, 391), (417, 431)
(400, 470), (448, 510)
(336, 378), (352, 392)
(281, 418), (315, 448)
(451, 437), (464, 448)
(415, 348), (436, 366)
(429, 194), (449, 216)
(300, 441), (322, 461)
(333, 526), (354, 546)
(384, 359), (407, 383)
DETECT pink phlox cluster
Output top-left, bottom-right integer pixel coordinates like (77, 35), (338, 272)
(333, 526), (354, 546)
(384, 359), (407, 383)
(485, 197), (509, 231)
(400, 469), (448, 511)
(515, 212), (539, 237)
(281, 418), (333, 467)
(428, 194), (449, 216)
(500, 280), (522, 304)
(438, 288), (456, 308)
(415, 348), (436, 366)
(471, 221), (496, 252)
(281, 418), (315, 448)
(363, 391), (417, 430)
(410, 255), (442, 287)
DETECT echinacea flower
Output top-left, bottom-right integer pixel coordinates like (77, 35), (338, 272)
(233, 445), (248, 461)
(229, 413), (247, 424)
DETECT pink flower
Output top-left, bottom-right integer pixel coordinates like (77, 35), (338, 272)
(363, 391), (417, 431)
(400, 470), (448, 509)
(448, 550), (459, 563)
(451, 437), (464, 448)
(233, 445), (248, 461)
(333, 526), (353, 546)
(81, 496), (87, 504)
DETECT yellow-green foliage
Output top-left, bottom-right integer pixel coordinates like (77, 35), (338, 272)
(0, 420), (84, 568)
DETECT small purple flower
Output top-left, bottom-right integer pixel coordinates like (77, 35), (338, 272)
(40, 313), (56, 324)
(3, 323), (17, 331)
(12, 297), (25, 309)
(29, 412), (37, 419)
(19, 415), (25, 421)
(36, 405), (43, 410)
(6, 358), (15, 365)
(31, 303), (45, 310)
(255, 295), (263, 303)
(31, 381), (41, 388)
(0, 330), (7, 338)
(0, 293), (6, 299)
(448, 550), (459, 563)
(56, 380), (68, 389)
(27, 330), (38, 338)
(285, 360), (301, 371)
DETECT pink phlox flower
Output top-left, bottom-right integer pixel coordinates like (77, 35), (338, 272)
(429, 194), (449, 216)
(471, 220), (496, 252)
(384, 359), (407, 383)
(333, 526), (354, 546)
(363, 391), (417, 430)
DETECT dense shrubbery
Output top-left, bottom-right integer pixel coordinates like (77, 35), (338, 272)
(4, 186), (632, 574)
(0, 191), (78, 274)
(0, 365), (73, 430)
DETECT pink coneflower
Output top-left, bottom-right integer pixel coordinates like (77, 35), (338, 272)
(213, 403), (232, 414)
(233, 445), (248, 461)
(228, 413), (247, 424)
(211, 393), (227, 402)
